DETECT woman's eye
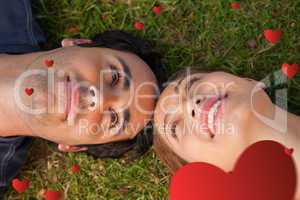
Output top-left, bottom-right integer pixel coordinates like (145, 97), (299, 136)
(109, 108), (119, 129)
(110, 66), (120, 86)
(170, 123), (178, 139)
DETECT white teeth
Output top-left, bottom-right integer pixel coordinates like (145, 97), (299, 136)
(208, 100), (221, 133)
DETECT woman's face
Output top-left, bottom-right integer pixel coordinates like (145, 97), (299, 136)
(154, 71), (272, 171)
(16, 46), (157, 145)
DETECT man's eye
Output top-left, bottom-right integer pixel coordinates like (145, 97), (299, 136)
(110, 66), (121, 86)
(89, 86), (97, 97)
(109, 108), (119, 129)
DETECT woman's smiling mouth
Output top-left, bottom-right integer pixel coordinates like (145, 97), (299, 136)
(197, 94), (227, 138)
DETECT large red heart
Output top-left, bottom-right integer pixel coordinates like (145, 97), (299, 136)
(263, 29), (283, 44)
(282, 63), (299, 79)
(12, 178), (30, 193)
(169, 141), (297, 200)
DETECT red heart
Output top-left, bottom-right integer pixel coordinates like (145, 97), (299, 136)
(44, 59), (54, 67)
(12, 178), (30, 193)
(285, 148), (294, 156)
(169, 141), (297, 200)
(152, 5), (162, 14)
(44, 190), (62, 200)
(25, 88), (34, 96)
(231, 2), (241, 10)
(281, 63), (299, 78)
(101, 15), (107, 20)
(134, 21), (144, 31)
(263, 29), (283, 44)
(71, 164), (80, 173)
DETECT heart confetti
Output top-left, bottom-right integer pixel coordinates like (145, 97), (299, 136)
(12, 178), (30, 194)
(25, 88), (34, 96)
(285, 148), (294, 156)
(44, 59), (54, 68)
(281, 63), (299, 78)
(152, 5), (162, 14)
(101, 15), (107, 21)
(67, 25), (80, 34)
(71, 164), (80, 173)
(231, 2), (241, 10)
(134, 21), (145, 31)
(263, 29), (283, 44)
(44, 190), (62, 200)
(169, 141), (296, 200)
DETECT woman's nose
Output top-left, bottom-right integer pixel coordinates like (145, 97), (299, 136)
(188, 96), (206, 118)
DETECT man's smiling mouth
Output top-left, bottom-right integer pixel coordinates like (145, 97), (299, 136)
(64, 75), (79, 124)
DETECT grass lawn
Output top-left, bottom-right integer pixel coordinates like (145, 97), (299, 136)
(6, 0), (300, 199)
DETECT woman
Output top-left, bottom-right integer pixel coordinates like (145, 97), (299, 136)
(153, 68), (300, 199)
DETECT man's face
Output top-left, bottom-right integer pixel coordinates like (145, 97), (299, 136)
(16, 46), (158, 145)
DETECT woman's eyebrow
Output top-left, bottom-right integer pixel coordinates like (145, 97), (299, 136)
(163, 113), (171, 134)
(185, 77), (201, 92)
(174, 76), (201, 96)
(174, 77), (185, 93)
(116, 57), (132, 90)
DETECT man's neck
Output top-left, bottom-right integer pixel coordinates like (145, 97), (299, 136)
(0, 52), (43, 137)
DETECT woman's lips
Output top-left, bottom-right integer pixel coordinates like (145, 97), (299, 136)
(198, 96), (224, 138)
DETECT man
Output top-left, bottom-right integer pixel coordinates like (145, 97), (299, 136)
(0, 0), (165, 196)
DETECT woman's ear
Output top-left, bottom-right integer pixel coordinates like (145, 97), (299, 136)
(58, 144), (88, 152)
(245, 78), (266, 89)
(61, 38), (92, 47)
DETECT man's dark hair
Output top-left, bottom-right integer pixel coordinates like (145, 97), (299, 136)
(77, 30), (167, 159)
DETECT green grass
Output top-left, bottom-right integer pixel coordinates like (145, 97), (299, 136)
(6, 0), (300, 199)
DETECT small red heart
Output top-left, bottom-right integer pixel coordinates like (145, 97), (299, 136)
(71, 164), (80, 173)
(12, 178), (30, 193)
(25, 88), (34, 96)
(263, 29), (283, 44)
(67, 25), (80, 34)
(281, 63), (299, 78)
(134, 21), (144, 31)
(101, 15), (107, 20)
(285, 148), (294, 156)
(44, 59), (54, 68)
(170, 141), (296, 200)
(152, 5), (162, 14)
(231, 2), (241, 10)
(44, 190), (62, 200)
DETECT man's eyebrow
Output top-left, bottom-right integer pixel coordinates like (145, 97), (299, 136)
(116, 57), (132, 90)
(117, 109), (130, 135)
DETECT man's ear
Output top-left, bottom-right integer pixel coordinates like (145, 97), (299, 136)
(61, 38), (92, 47)
(58, 144), (88, 152)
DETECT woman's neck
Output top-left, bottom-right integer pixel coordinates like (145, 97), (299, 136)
(250, 103), (300, 199)
(0, 52), (44, 136)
